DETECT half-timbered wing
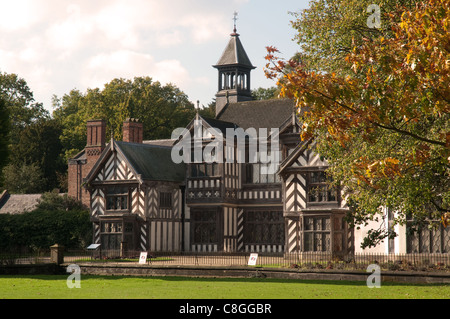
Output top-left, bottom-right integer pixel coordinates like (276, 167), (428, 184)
(84, 139), (186, 254)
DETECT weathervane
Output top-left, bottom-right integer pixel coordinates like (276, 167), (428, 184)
(233, 11), (238, 33)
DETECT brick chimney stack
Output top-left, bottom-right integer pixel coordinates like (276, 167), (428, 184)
(68, 119), (106, 208)
(86, 119), (106, 158)
(123, 118), (143, 143)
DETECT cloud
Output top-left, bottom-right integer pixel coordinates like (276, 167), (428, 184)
(45, 4), (94, 55)
(81, 50), (191, 90)
(156, 30), (183, 47)
(0, 0), (42, 31)
(0, 0), (255, 110)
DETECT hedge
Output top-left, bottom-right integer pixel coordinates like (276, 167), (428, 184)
(0, 208), (92, 251)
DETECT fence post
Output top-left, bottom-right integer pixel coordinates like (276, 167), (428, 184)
(50, 244), (64, 265)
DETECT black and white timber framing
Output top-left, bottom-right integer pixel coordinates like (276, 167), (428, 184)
(76, 26), (450, 257)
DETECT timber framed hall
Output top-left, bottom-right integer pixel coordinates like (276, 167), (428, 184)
(67, 27), (450, 257)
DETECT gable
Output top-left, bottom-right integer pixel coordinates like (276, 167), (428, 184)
(85, 140), (186, 185)
(278, 112), (302, 136)
(279, 139), (328, 174)
(94, 150), (136, 182)
(291, 142), (328, 168)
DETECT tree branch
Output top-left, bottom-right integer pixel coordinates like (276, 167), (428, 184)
(305, 87), (446, 147)
(373, 122), (446, 147)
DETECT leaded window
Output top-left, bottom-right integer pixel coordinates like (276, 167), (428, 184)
(303, 216), (331, 252)
(106, 186), (129, 211)
(191, 210), (218, 244)
(245, 163), (280, 184)
(307, 172), (337, 203)
(100, 221), (122, 251)
(244, 211), (284, 245)
(100, 220), (135, 251)
(407, 221), (450, 253)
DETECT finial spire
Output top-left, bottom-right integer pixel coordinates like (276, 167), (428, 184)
(232, 11), (238, 34)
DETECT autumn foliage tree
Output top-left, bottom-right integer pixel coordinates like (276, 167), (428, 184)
(266, 0), (449, 247)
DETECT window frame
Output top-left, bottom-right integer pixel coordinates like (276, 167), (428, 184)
(159, 192), (173, 209)
(105, 186), (130, 212)
(406, 219), (450, 253)
(190, 163), (219, 178)
(191, 209), (219, 245)
(243, 210), (284, 246)
(244, 163), (281, 185)
(302, 216), (331, 252)
(99, 218), (136, 251)
(306, 171), (337, 205)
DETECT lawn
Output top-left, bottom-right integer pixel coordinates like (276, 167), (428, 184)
(0, 275), (448, 299)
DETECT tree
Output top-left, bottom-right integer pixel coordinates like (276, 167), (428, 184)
(197, 100), (216, 119)
(0, 193), (91, 250)
(0, 72), (55, 193)
(53, 77), (197, 160)
(9, 119), (65, 192)
(289, 0), (420, 74)
(251, 87), (280, 100)
(266, 0), (450, 247)
(2, 163), (45, 194)
(0, 72), (49, 145)
(52, 89), (87, 162)
(0, 99), (10, 184)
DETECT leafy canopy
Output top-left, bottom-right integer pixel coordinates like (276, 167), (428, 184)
(266, 0), (449, 247)
(53, 76), (198, 161)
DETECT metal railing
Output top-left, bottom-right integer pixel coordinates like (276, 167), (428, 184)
(60, 250), (450, 272)
(1, 248), (449, 272)
(0, 249), (51, 265)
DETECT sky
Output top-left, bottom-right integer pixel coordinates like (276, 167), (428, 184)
(0, 0), (310, 113)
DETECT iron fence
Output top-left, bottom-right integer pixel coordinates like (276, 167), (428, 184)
(1, 248), (449, 272)
(61, 249), (450, 272)
(0, 248), (51, 265)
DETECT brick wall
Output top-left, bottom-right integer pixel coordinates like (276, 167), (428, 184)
(67, 120), (106, 208)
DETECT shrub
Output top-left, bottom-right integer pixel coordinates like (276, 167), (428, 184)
(0, 193), (92, 250)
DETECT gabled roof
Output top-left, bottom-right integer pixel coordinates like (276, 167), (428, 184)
(214, 33), (255, 69)
(217, 98), (296, 130)
(116, 141), (186, 183)
(85, 140), (186, 185)
(201, 116), (240, 136)
(143, 139), (176, 147)
(278, 112), (302, 135)
(176, 113), (239, 142)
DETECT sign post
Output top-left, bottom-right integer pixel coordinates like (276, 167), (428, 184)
(139, 252), (148, 264)
(248, 253), (258, 266)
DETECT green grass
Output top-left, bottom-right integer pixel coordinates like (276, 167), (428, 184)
(0, 275), (449, 299)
